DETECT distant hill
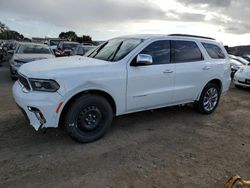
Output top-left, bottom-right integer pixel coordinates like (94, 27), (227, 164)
(228, 45), (250, 56)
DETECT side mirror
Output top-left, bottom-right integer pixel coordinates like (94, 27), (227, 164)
(136, 54), (153, 65)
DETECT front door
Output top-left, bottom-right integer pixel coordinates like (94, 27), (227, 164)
(126, 40), (175, 111)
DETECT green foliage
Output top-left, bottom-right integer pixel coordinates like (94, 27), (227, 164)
(59, 31), (93, 43)
(0, 30), (24, 40)
(82, 35), (92, 42)
(0, 21), (25, 40)
(0, 21), (93, 43)
(0, 21), (9, 33)
(59, 31), (78, 41)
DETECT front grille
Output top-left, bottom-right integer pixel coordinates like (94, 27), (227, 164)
(18, 74), (31, 91)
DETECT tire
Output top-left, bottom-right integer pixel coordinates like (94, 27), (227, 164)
(194, 83), (220, 114)
(11, 76), (17, 81)
(65, 94), (113, 143)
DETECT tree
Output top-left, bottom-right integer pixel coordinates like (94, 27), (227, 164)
(59, 31), (93, 44)
(7, 30), (24, 40)
(0, 30), (24, 40)
(0, 21), (9, 33)
(0, 21), (24, 40)
(82, 35), (92, 43)
(76, 35), (93, 43)
(59, 31), (78, 41)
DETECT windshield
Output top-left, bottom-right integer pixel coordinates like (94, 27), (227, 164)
(85, 38), (143, 62)
(16, 44), (52, 54)
(49, 40), (61, 46)
(63, 43), (78, 50)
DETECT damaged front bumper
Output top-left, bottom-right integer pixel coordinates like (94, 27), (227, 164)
(12, 81), (63, 130)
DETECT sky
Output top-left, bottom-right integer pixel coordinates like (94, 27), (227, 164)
(0, 0), (250, 46)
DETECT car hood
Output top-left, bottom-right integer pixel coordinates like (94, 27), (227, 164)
(14, 53), (55, 63)
(18, 56), (112, 78)
(241, 66), (250, 76)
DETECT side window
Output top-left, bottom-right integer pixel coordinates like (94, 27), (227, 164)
(173, 40), (203, 63)
(139, 40), (171, 65)
(202, 43), (225, 59)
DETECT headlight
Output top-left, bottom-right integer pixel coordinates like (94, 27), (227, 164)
(29, 78), (60, 92)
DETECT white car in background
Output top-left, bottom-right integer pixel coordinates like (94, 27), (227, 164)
(9, 43), (55, 79)
(229, 54), (249, 78)
(13, 34), (231, 143)
(46, 39), (66, 52)
(234, 66), (250, 88)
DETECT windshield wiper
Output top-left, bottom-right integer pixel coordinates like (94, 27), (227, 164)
(108, 41), (123, 62)
(88, 42), (108, 58)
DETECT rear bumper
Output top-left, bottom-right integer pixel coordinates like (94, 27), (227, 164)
(12, 81), (63, 130)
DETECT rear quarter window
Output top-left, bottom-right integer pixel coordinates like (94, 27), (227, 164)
(173, 40), (203, 63)
(202, 43), (225, 59)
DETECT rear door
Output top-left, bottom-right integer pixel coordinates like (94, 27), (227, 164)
(172, 40), (213, 103)
(126, 40), (175, 111)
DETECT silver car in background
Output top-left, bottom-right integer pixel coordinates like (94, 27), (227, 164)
(229, 54), (250, 78)
(9, 43), (55, 79)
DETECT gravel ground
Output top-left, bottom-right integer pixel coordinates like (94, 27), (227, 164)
(0, 60), (250, 188)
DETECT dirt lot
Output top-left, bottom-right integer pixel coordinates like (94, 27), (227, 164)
(0, 60), (250, 188)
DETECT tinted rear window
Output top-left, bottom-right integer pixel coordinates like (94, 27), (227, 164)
(202, 43), (225, 59)
(173, 41), (203, 63)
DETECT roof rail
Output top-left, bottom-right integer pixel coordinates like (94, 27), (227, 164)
(168, 34), (215, 40)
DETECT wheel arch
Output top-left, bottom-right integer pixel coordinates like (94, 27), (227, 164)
(207, 79), (222, 93)
(58, 89), (117, 128)
(197, 78), (223, 100)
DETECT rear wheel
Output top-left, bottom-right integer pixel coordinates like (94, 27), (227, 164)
(65, 94), (113, 143)
(195, 83), (220, 114)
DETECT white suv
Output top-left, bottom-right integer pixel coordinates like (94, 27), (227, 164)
(13, 34), (231, 143)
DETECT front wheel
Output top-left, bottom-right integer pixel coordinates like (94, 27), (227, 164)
(65, 94), (113, 143)
(194, 83), (220, 114)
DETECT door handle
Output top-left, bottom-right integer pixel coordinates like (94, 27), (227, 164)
(163, 70), (174, 74)
(202, 66), (211, 70)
